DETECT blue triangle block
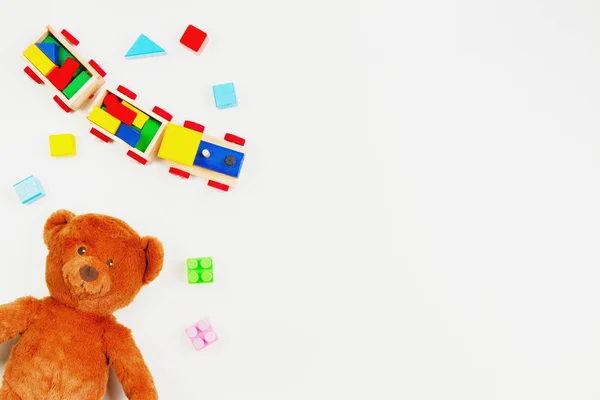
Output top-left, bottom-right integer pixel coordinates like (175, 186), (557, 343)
(36, 43), (59, 64)
(125, 34), (166, 58)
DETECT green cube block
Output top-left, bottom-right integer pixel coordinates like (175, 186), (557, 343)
(42, 35), (84, 74)
(136, 118), (161, 153)
(62, 71), (91, 99)
(187, 257), (213, 284)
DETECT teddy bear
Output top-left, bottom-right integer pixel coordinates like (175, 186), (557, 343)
(0, 210), (164, 399)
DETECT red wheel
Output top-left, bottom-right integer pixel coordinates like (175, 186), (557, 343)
(224, 133), (246, 146)
(208, 180), (230, 192)
(24, 66), (43, 84)
(53, 95), (72, 113)
(88, 60), (106, 77)
(61, 29), (80, 46)
(90, 128), (112, 143)
(152, 106), (173, 122)
(183, 121), (205, 133)
(169, 167), (190, 179)
(117, 85), (137, 100)
(127, 150), (147, 165)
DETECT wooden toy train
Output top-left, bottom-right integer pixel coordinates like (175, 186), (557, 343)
(22, 26), (246, 192)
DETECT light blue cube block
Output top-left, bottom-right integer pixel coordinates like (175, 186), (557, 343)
(13, 176), (45, 205)
(212, 82), (238, 109)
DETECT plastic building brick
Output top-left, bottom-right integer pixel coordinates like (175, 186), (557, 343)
(212, 82), (237, 109)
(185, 319), (219, 350)
(36, 43), (59, 64)
(63, 71), (91, 99)
(13, 176), (45, 205)
(193, 141), (245, 178)
(125, 34), (166, 58)
(157, 123), (202, 166)
(104, 94), (137, 125)
(23, 44), (56, 76)
(180, 25), (207, 52)
(136, 119), (161, 152)
(88, 107), (121, 134)
(122, 101), (150, 129)
(187, 257), (214, 284)
(47, 57), (80, 91)
(49, 134), (76, 157)
(115, 124), (141, 148)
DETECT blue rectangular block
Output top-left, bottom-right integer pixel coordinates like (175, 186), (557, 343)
(36, 43), (59, 65)
(115, 124), (141, 148)
(193, 141), (245, 177)
(212, 82), (238, 109)
(13, 176), (45, 205)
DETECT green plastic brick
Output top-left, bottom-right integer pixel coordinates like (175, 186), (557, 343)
(62, 71), (91, 99)
(136, 118), (161, 153)
(187, 257), (213, 284)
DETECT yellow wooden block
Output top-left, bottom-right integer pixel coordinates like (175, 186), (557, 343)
(88, 107), (121, 134)
(157, 123), (203, 166)
(122, 101), (150, 129)
(49, 134), (76, 157)
(23, 44), (56, 76)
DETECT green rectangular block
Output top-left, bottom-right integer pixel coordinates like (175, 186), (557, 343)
(62, 71), (91, 99)
(41, 34), (84, 74)
(187, 257), (213, 284)
(136, 118), (161, 153)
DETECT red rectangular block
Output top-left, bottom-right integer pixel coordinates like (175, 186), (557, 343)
(48, 57), (80, 91)
(103, 93), (136, 126)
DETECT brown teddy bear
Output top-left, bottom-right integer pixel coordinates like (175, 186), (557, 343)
(0, 210), (163, 399)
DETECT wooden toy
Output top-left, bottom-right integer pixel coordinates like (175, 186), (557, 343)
(185, 319), (218, 350)
(180, 25), (207, 52)
(49, 134), (76, 157)
(125, 34), (166, 58)
(87, 87), (169, 165)
(187, 257), (213, 284)
(13, 176), (45, 205)
(22, 26), (105, 112)
(47, 57), (81, 91)
(36, 43), (59, 64)
(212, 82), (238, 109)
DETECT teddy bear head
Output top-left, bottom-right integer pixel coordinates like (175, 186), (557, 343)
(43, 210), (164, 316)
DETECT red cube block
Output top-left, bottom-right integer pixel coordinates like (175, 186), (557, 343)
(180, 24), (207, 52)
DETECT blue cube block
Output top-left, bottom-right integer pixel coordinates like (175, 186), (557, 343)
(115, 124), (141, 148)
(13, 176), (45, 205)
(212, 82), (238, 109)
(36, 43), (59, 65)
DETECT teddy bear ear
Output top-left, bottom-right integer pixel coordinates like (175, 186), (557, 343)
(141, 236), (164, 285)
(43, 210), (76, 247)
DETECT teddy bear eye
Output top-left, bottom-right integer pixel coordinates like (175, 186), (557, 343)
(77, 247), (86, 255)
(107, 259), (114, 268)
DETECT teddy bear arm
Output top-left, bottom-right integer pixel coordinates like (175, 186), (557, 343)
(105, 324), (158, 399)
(0, 296), (40, 343)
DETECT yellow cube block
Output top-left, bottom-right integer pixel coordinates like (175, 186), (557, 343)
(122, 101), (150, 129)
(157, 123), (203, 166)
(23, 44), (56, 76)
(88, 107), (121, 134)
(49, 134), (76, 157)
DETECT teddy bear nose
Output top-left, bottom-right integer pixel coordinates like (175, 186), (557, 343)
(79, 265), (99, 282)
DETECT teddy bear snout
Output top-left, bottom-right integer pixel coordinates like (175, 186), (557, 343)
(79, 266), (99, 282)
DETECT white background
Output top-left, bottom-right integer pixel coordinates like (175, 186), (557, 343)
(0, 0), (600, 398)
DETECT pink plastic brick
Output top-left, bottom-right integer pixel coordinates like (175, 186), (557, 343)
(185, 319), (219, 350)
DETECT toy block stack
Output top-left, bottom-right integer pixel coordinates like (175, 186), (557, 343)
(87, 87), (169, 164)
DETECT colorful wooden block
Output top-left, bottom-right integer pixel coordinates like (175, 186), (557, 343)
(193, 141), (245, 178)
(125, 34), (166, 58)
(157, 123), (202, 166)
(23, 44), (56, 76)
(185, 319), (218, 350)
(47, 57), (80, 91)
(187, 257), (213, 284)
(62, 71), (91, 99)
(88, 107), (121, 134)
(13, 176), (45, 205)
(115, 124), (141, 148)
(49, 134), (76, 157)
(104, 94), (136, 126)
(136, 119), (161, 152)
(122, 101), (150, 129)
(212, 82), (238, 109)
(36, 43), (59, 64)
(180, 25), (207, 52)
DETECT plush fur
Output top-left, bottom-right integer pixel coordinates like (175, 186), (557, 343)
(0, 210), (163, 399)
